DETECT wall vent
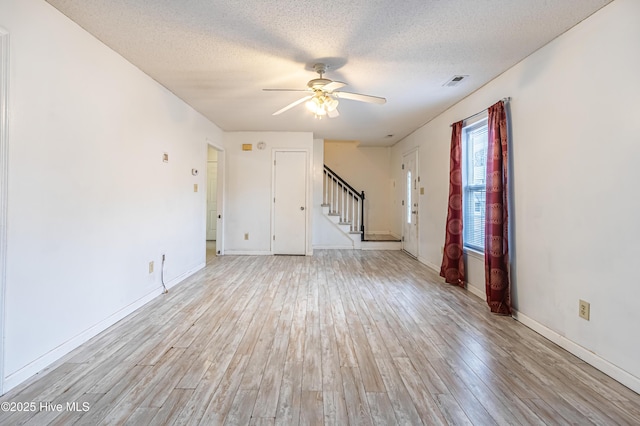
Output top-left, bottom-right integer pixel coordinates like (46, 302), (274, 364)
(443, 75), (468, 87)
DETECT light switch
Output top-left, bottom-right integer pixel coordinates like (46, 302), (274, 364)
(194, 184), (198, 192)
(420, 187), (425, 195)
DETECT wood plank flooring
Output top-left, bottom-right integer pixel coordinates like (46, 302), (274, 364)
(1, 250), (639, 425)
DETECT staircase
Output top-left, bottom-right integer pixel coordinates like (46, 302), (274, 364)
(322, 165), (401, 250)
(322, 165), (363, 248)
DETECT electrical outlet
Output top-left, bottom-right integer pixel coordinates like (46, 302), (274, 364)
(579, 300), (590, 320)
(149, 261), (154, 274)
(244, 233), (249, 240)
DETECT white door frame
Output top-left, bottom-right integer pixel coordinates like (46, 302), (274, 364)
(271, 149), (310, 255)
(402, 148), (419, 258)
(206, 140), (225, 255)
(0, 28), (10, 395)
(205, 149), (218, 241)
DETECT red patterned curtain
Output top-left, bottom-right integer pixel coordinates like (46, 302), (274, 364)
(440, 121), (465, 287)
(485, 101), (511, 315)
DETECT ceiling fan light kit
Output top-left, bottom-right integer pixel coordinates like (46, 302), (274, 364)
(265, 63), (386, 119)
(305, 93), (339, 119)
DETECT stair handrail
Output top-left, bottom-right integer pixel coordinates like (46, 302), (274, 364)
(324, 165), (361, 197)
(323, 165), (365, 241)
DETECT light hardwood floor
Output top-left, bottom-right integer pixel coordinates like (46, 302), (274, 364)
(1, 250), (639, 425)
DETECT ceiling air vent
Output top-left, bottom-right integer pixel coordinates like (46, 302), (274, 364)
(443, 75), (468, 87)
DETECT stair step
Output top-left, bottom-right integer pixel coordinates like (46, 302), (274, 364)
(320, 199), (366, 249)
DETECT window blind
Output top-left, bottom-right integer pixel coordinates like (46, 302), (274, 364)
(463, 121), (488, 251)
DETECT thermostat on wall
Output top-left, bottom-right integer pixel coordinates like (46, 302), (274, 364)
(192, 168), (198, 176)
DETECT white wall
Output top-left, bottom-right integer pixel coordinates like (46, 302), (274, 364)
(223, 132), (313, 255)
(1, 0), (223, 392)
(391, 0), (640, 392)
(0, 26), (9, 397)
(324, 141), (393, 236)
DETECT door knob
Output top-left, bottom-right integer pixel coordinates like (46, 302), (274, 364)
(300, 206), (305, 210)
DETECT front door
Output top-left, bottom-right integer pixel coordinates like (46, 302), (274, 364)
(273, 150), (307, 255)
(403, 150), (419, 257)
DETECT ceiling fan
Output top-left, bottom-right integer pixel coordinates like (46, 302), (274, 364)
(264, 63), (386, 118)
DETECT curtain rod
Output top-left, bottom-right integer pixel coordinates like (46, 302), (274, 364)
(451, 97), (511, 126)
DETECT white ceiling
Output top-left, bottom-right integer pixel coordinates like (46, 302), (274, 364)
(46, 0), (611, 146)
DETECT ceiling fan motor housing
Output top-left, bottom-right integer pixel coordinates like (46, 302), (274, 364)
(307, 78), (332, 90)
(307, 63), (333, 89)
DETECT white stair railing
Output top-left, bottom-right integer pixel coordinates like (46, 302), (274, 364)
(323, 165), (365, 239)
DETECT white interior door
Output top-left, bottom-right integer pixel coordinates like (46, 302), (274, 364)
(273, 151), (307, 255)
(403, 150), (419, 257)
(206, 159), (217, 241)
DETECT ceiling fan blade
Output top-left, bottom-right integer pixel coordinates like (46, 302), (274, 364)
(334, 91), (386, 104)
(272, 95), (313, 116)
(327, 108), (340, 118)
(322, 81), (346, 92)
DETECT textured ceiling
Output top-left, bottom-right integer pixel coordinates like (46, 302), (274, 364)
(46, 0), (611, 146)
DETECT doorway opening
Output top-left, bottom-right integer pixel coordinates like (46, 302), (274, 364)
(206, 142), (224, 263)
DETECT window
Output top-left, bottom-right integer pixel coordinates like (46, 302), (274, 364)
(462, 118), (488, 252)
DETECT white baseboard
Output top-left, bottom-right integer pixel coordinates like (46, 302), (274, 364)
(416, 254), (640, 393)
(418, 256), (440, 273)
(223, 250), (273, 255)
(419, 255), (484, 300)
(365, 230), (391, 236)
(3, 263), (205, 393)
(362, 241), (401, 251)
(165, 262), (205, 289)
(313, 245), (354, 250)
(419, 256), (482, 296)
(465, 283), (485, 300)
(225, 250), (317, 255)
(512, 310), (640, 394)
